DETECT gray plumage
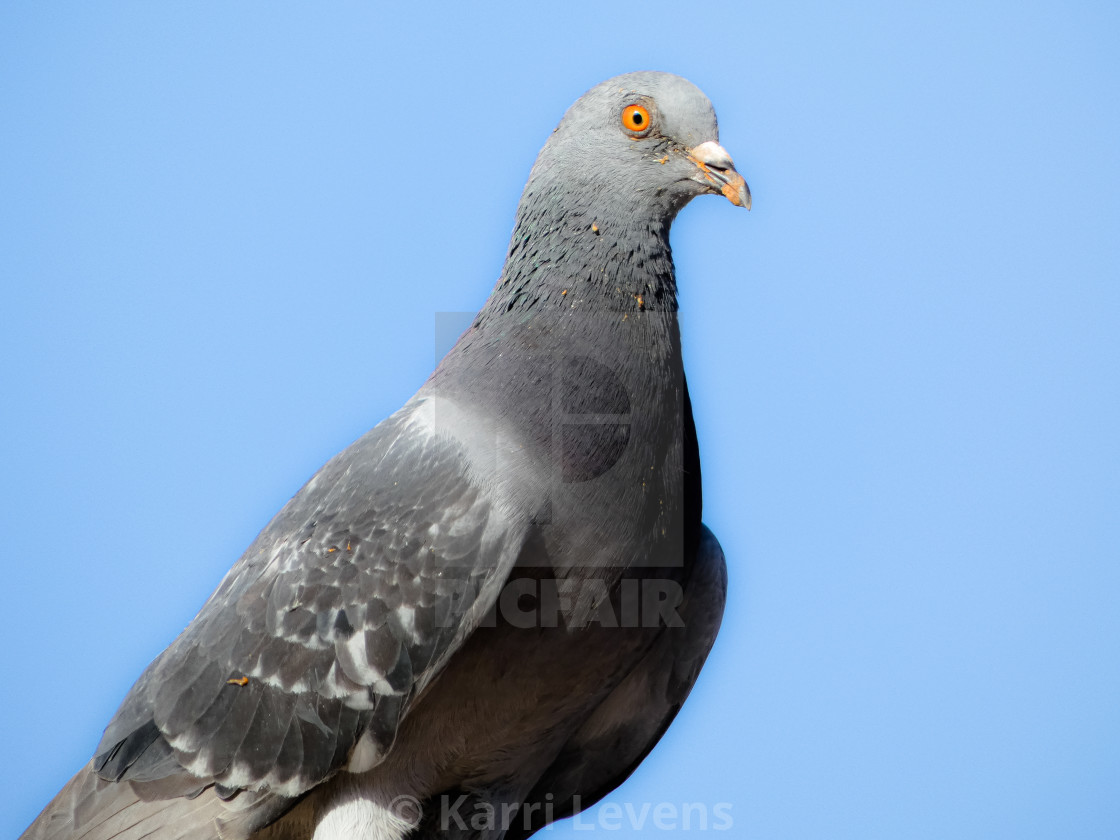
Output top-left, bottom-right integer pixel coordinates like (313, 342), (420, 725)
(22, 71), (748, 840)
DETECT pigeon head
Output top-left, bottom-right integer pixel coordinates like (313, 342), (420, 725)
(524, 71), (751, 223)
(473, 71), (748, 327)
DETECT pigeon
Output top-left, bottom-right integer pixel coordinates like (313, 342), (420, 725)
(22, 71), (749, 840)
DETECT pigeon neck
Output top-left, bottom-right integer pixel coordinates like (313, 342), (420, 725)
(475, 188), (680, 329)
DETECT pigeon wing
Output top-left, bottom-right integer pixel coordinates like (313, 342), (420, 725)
(93, 397), (528, 804)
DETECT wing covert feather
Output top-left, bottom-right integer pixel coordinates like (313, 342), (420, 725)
(94, 399), (527, 802)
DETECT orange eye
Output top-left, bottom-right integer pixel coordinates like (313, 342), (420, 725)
(621, 104), (651, 134)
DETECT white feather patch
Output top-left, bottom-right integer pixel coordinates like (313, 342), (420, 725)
(346, 730), (383, 773)
(313, 786), (420, 840)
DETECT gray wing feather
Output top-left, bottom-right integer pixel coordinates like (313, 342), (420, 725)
(84, 399), (526, 816)
(19, 761), (281, 840)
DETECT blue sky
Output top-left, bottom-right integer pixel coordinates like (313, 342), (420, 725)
(2, 2), (1118, 838)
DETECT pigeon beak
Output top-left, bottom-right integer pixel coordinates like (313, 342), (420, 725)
(687, 140), (752, 209)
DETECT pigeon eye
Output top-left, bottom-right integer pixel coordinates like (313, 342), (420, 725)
(621, 104), (651, 135)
